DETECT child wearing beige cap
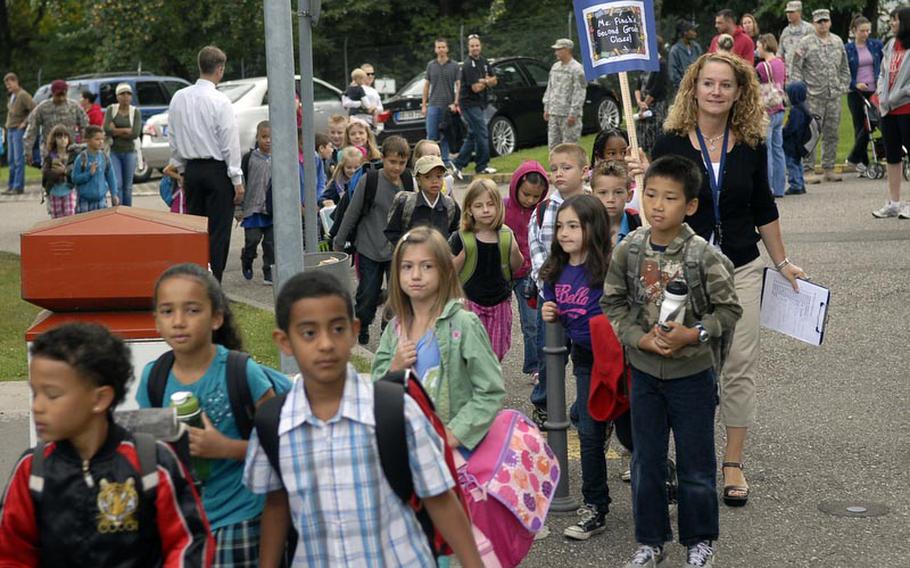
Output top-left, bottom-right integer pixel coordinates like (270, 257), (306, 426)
(384, 154), (461, 246)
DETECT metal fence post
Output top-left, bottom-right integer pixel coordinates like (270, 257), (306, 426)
(545, 321), (579, 512)
(298, 0), (320, 253)
(264, 0), (305, 374)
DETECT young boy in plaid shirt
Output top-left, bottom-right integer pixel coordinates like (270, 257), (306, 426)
(243, 271), (482, 567)
(527, 143), (588, 425)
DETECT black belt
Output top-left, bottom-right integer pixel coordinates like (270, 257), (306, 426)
(186, 158), (223, 164)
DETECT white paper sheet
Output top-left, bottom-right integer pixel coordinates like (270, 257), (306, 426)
(759, 269), (830, 346)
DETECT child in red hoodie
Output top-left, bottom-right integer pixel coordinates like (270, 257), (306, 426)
(503, 160), (549, 380)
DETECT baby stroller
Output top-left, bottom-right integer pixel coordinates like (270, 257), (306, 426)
(864, 95), (910, 180)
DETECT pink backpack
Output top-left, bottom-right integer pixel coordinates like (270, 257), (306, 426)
(457, 410), (560, 568)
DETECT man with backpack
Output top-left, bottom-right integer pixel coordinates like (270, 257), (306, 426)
(332, 135), (412, 345)
(244, 271), (483, 567)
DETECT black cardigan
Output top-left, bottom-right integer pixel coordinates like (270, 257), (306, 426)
(651, 133), (780, 268)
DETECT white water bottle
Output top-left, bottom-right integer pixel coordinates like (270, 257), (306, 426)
(658, 280), (688, 331)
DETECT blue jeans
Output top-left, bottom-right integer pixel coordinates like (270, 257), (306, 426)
(573, 346), (611, 510)
(355, 254), (390, 328)
(425, 105), (452, 166)
(110, 151), (137, 206)
(512, 276), (539, 374)
(7, 127), (25, 191)
(786, 153), (805, 192)
(453, 105), (489, 172)
(767, 112), (786, 197)
(630, 367), (718, 546)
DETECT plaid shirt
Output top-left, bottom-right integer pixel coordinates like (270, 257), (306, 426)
(528, 191), (565, 284)
(243, 366), (453, 567)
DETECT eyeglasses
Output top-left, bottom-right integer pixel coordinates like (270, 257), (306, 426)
(467, 34), (480, 40)
(366, 73), (375, 76)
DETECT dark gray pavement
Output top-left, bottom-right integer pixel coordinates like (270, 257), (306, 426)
(1, 173), (909, 567)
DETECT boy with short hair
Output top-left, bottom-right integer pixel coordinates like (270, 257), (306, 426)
(238, 120), (274, 285)
(385, 154), (461, 246)
(601, 155), (742, 568)
(244, 271), (482, 567)
(326, 114), (348, 170)
(527, 143), (588, 425)
(333, 135), (411, 345)
(0, 322), (214, 566)
(71, 124), (118, 212)
(590, 160), (641, 244)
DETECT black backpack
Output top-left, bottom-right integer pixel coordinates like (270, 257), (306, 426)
(329, 164), (414, 252)
(146, 350), (288, 439)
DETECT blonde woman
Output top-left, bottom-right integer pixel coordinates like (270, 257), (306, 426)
(626, 51), (806, 516)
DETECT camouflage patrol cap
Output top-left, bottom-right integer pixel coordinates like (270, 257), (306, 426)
(812, 9), (831, 22)
(785, 1), (802, 13)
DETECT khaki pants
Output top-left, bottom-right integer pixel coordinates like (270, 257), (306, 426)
(720, 257), (763, 428)
(547, 114), (583, 150)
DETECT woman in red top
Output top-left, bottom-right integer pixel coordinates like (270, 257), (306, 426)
(80, 91), (104, 126)
(873, 7), (910, 219)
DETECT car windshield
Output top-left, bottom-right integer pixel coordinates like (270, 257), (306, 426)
(398, 73), (426, 98)
(216, 83), (253, 103)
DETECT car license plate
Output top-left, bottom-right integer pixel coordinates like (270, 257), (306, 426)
(161, 125), (168, 137)
(395, 110), (422, 122)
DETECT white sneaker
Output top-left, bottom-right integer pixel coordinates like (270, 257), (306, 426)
(452, 166), (464, 181)
(872, 201), (902, 218)
(480, 166), (497, 174)
(624, 544), (666, 567)
(899, 202), (910, 219)
(684, 541), (715, 568)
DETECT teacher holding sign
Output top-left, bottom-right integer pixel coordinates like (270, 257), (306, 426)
(626, 51), (806, 508)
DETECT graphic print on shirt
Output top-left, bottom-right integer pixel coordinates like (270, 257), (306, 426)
(97, 478), (139, 533)
(553, 283), (592, 319)
(640, 258), (684, 309)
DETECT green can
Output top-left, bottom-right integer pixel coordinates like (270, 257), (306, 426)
(170, 391), (210, 483)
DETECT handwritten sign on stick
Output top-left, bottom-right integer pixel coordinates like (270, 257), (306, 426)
(574, 0), (659, 80)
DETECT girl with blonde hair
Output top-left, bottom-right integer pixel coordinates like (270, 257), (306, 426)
(626, 51), (806, 515)
(372, 226), (505, 450)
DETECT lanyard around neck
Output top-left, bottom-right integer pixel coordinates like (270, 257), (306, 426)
(695, 125), (729, 245)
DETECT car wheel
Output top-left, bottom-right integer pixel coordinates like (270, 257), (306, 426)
(133, 159), (152, 183)
(489, 116), (517, 157)
(597, 96), (621, 130)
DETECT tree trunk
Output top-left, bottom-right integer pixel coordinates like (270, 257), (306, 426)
(0, 1), (12, 69)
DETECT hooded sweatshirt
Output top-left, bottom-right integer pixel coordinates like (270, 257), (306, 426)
(783, 81), (811, 158)
(504, 160), (549, 279)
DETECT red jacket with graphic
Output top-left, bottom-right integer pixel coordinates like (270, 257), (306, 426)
(0, 424), (214, 568)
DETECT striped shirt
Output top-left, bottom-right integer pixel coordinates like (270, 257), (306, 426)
(528, 191), (565, 284)
(243, 366), (453, 567)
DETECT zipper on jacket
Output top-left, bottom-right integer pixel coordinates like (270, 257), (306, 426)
(82, 459), (94, 489)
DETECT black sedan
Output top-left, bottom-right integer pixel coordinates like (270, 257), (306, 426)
(376, 56), (622, 156)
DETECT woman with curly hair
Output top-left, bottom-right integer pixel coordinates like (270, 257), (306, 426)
(626, 51), (806, 510)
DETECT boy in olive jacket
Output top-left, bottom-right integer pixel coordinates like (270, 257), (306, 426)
(601, 156), (741, 568)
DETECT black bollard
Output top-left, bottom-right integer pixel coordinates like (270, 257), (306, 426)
(544, 321), (579, 512)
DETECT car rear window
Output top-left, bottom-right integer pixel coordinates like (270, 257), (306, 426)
(399, 74), (426, 98)
(217, 83), (253, 103)
(136, 81), (168, 106)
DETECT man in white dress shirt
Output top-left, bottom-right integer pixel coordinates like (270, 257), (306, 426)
(168, 45), (244, 282)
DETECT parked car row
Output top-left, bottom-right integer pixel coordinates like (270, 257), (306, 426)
(376, 56), (622, 156)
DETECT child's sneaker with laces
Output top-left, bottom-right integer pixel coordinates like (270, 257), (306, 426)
(563, 504), (607, 540)
(684, 541), (715, 568)
(623, 544), (665, 567)
(899, 202), (910, 219)
(872, 201), (902, 218)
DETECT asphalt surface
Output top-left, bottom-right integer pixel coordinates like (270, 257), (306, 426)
(1, 173), (909, 567)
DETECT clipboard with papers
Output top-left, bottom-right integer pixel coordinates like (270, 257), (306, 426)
(759, 268), (830, 346)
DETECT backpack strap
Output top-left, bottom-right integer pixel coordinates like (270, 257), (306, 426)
(134, 432), (159, 496)
(624, 228), (649, 320)
(226, 350), (254, 439)
(29, 442), (47, 497)
(683, 237), (710, 318)
(362, 168), (380, 216)
(400, 192), (418, 229)
(147, 351), (176, 408)
(499, 227), (513, 282)
(400, 169), (415, 192)
(457, 231), (478, 285)
(535, 198), (550, 229)
(253, 392), (289, 484)
(374, 372), (414, 504)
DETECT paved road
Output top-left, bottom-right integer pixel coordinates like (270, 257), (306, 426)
(1, 174), (909, 567)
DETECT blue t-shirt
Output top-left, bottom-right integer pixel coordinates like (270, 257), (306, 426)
(414, 330), (441, 386)
(543, 264), (603, 349)
(136, 345), (272, 530)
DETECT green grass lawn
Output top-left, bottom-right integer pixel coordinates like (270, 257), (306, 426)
(0, 165), (42, 186)
(0, 253), (41, 381)
(490, 96), (859, 173)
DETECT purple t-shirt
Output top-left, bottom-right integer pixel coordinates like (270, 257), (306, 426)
(856, 45), (876, 91)
(542, 264), (603, 349)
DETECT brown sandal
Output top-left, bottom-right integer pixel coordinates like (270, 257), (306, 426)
(722, 462), (749, 507)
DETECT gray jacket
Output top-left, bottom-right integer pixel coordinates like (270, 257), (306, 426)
(332, 170), (403, 262)
(877, 38), (910, 116)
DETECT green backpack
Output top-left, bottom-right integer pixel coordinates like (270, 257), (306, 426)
(457, 227), (513, 284)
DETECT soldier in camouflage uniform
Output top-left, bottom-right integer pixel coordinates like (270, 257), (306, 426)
(790, 9), (850, 182)
(543, 38), (587, 150)
(778, 1), (815, 76)
(23, 80), (89, 164)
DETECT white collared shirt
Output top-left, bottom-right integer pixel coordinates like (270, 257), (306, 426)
(167, 79), (243, 185)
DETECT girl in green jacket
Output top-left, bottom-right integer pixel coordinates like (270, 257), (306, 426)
(372, 226), (505, 450)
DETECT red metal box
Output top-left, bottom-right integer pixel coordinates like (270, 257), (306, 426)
(21, 207), (209, 311)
